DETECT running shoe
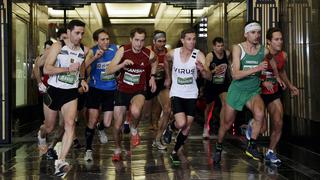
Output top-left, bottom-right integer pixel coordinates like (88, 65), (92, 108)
(37, 130), (48, 155)
(54, 160), (71, 178)
(170, 153), (180, 165)
(265, 150), (281, 164)
(97, 123), (108, 144)
(213, 143), (223, 164)
(84, 149), (93, 161)
(245, 119), (253, 140)
(131, 132), (141, 147)
(112, 153), (122, 161)
(163, 125), (173, 144)
(152, 140), (167, 150)
(245, 141), (262, 161)
(45, 148), (58, 160)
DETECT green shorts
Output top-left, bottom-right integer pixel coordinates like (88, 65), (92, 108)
(226, 84), (261, 111)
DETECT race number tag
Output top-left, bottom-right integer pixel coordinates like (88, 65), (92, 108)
(212, 75), (225, 84)
(100, 71), (115, 81)
(124, 72), (140, 85)
(58, 73), (76, 84)
(243, 65), (258, 76)
(177, 77), (193, 85)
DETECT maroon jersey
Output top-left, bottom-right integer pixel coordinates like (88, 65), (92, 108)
(117, 44), (151, 93)
(261, 51), (286, 94)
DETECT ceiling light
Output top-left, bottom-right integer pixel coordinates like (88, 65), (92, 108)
(105, 3), (152, 17)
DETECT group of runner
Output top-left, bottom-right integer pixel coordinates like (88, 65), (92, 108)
(34, 19), (298, 177)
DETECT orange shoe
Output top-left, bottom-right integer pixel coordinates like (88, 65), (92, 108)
(112, 153), (122, 161)
(131, 133), (141, 147)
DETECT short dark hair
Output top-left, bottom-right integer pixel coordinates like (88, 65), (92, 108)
(44, 40), (53, 48)
(93, 28), (109, 41)
(212, 37), (224, 45)
(67, 20), (85, 31)
(266, 27), (282, 41)
(180, 28), (196, 39)
(244, 20), (260, 28)
(57, 28), (67, 39)
(130, 27), (146, 38)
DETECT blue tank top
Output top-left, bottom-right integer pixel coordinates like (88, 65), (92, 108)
(88, 44), (117, 90)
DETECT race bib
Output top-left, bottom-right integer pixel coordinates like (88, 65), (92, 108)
(124, 72), (141, 85)
(243, 65), (258, 76)
(58, 73), (76, 84)
(212, 75), (225, 84)
(100, 71), (115, 81)
(177, 77), (193, 85)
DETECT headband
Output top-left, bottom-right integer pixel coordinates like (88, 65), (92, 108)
(244, 22), (261, 33)
(154, 32), (166, 40)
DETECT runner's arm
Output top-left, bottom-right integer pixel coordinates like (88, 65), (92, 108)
(205, 52), (213, 73)
(106, 47), (126, 75)
(33, 56), (42, 84)
(149, 50), (158, 76)
(231, 45), (266, 80)
(197, 51), (211, 80)
(279, 52), (299, 95)
(164, 50), (174, 79)
(44, 42), (69, 75)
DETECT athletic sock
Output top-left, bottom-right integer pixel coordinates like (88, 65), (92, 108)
(170, 120), (178, 131)
(174, 131), (188, 152)
(85, 127), (95, 150)
(97, 122), (105, 131)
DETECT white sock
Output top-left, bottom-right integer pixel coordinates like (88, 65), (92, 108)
(38, 131), (46, 144)
(267, 149), (274, 154)
(131, 127), (137, 135)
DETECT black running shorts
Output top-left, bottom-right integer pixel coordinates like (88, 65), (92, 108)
(171, 96), (197, 117)
(45, 85), (78, 111)
(86, 87), (115, 112)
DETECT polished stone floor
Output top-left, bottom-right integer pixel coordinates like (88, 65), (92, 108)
(1, 118), (320, 180)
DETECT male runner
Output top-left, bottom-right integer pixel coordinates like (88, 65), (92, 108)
(162, 28), (211, 164)
(143, 30), (171, 150)
(213, 21), (285, 163)
(249, 27), (298, 164)
(202, 37), (231, 139)
(106, 27), (157, 161)
(37, 20), (89, 177)
(83, 28), (118, 161)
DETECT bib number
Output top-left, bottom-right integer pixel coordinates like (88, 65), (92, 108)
(243, 65), (258, 76)
(100, 71), (115, 81)
(177, 77), (193, 85)
(124, 72), (141, 85)
(212, 75), (225, 84)
(58, 73), (76, 85)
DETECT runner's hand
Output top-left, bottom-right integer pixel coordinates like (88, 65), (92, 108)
(215, 64), (226, 75)
(69, 62), (80, 72)
(121, 59), (134, 68)
(258, 61), (268, 71)
(289, 85), (299, 96)
(149, 77), (157, 93)
(38, 82), (47, 93)
(94, 49), (104, 59)
(276, 76), (286, 90)
(80, 80), (89, 92)
(195, 60), (204, 72)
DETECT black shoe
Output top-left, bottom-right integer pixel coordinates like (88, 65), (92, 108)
(213, 144), (222, 164)
(245, 142), (263, 161)
(170, 153), (180, 165)
(73, 139), (82, 149)
(45, 148), (58, 160)
(163, 125), (173, 144)
(213, 151), (222, 164)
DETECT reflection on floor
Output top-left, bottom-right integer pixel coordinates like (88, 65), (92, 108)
(1, 118), (320, 180)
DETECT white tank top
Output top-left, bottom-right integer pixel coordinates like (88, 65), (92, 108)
(47, 44), (85, 89)
(170, 48), (199, 99)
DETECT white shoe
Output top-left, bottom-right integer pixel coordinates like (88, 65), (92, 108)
(152, 140), (167, 150)
(202, 128), (210, 139)
(54, 160), (71, 178)
(97, 129), (108, 144)
(84, 149), (93, 161)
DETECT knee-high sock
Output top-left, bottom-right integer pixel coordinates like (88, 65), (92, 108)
(85, 127), (95, 150)
(174, 131), (188, 152)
